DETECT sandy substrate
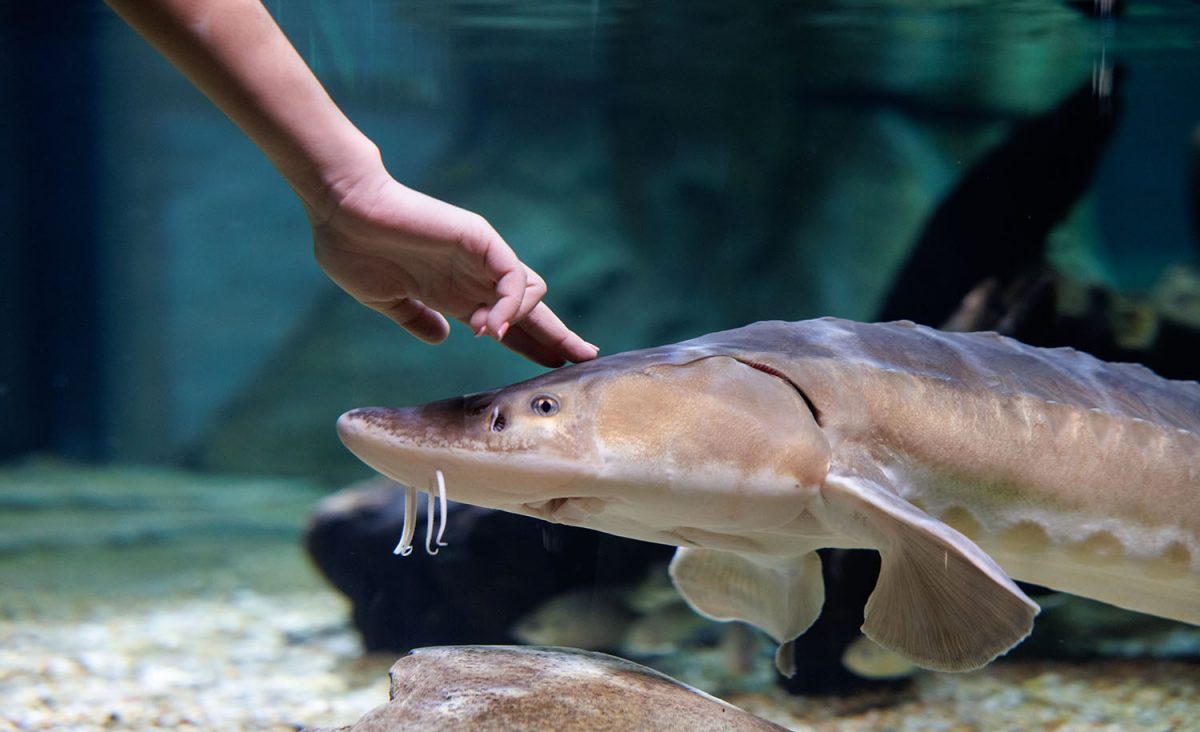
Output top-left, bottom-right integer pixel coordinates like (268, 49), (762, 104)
(732, 660), (1200, 731)
(4, 584), (1199, 732)
(0, 460), (388, 731)
(4, 558), (1198, 732)
(0, 587), (388, 732)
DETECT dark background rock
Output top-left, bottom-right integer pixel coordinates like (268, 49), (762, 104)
(305, 480), (672, 653)
(879, 73), (1125, 326)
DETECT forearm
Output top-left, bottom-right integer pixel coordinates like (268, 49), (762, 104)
(105, 0), (381, 221)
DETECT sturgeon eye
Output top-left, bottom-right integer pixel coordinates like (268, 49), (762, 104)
(531, 395), (560, 416)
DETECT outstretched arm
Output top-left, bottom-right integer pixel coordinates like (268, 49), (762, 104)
(105, 0), (598, 366)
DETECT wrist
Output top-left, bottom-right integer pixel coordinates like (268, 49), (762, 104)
(286, 131), (387, 227)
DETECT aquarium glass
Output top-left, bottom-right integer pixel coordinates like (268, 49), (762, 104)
(2, 0), (1198, 728)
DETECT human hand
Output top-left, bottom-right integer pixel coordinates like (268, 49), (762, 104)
(103, 1), (594, 367)
(311, 167), (599, 367)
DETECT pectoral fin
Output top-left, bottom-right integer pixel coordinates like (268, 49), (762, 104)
(668, 546), (824, 677)
(824, 469), (1039, 672)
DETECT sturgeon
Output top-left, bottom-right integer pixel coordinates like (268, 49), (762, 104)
(336, 318), (1200, 674)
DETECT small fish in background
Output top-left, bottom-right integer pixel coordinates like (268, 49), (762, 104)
(511, 562), (733, 663)
(1152, 265), (1200, 330)
(841, 635), (919, 681)
(623, 560), (684, 614)
(511, 589), (635, 651)
(619, 600), (721, 657)
(718, 622), (766, 677)
(508, 564), (780, 697)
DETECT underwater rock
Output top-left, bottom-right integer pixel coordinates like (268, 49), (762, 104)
(971, 273), (1200, 383)
(321, 645), (786, 732)
(879, 72), (1124, 327)
(304, 479), (671, 653)
(871, 63), (1200, 385)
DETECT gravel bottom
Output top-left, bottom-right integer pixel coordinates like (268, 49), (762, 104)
(731, 659), (1200, 731)
(4, 584), (1198, 732)
(0, 585), (390, 732)
(0, 459), (390, 732)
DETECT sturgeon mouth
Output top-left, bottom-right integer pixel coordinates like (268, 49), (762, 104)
(524, 496), (606, 524)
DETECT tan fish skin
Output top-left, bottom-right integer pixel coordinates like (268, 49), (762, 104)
(337, 318), (1200, 676)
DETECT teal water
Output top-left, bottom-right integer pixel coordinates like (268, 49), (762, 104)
(5, 0), (1200, 471)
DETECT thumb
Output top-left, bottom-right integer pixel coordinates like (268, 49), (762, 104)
(378, 297), (451, 344)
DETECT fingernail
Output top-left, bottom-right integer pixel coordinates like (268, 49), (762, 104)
(497, 322), (510, 340)
(474, 325), (487, 338)
(586, 342), (600, 352)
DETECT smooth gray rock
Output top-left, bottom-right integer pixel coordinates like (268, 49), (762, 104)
(328, 645), (786, 731)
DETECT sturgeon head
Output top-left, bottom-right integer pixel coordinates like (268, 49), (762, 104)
(336, 348), (832, 553)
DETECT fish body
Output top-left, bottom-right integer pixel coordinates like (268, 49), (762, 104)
(337, 318), (1200, 674)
